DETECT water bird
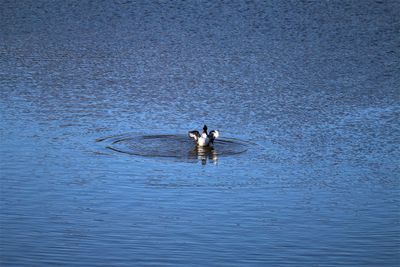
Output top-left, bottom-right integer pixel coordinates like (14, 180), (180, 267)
(188, 125), (219, 147)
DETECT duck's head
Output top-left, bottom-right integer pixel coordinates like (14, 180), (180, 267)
(202, 125), (208, 134)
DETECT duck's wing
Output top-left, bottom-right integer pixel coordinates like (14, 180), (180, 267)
(209, 130), (219, 143)
(188, 130), (200, 141)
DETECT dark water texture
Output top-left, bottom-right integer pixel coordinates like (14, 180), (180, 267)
(1, 0), (399, 266)
(98, 133), (249, 165)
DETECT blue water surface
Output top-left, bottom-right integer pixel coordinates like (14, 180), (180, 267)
(1, 0), (399, 266)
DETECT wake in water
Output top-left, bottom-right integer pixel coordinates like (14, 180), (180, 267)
(96, 133), (249, 164)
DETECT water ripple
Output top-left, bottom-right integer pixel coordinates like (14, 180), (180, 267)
(96, 133), (249, 164)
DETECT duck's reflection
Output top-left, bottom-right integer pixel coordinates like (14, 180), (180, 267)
(188, 146), (218, 165)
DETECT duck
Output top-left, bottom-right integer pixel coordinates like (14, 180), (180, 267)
(188, 125), (219, 147)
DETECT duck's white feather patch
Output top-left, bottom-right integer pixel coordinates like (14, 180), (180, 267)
(188, 131), (200, 141)
(211, 130), (219, 139)
(197, 134), (209, 146)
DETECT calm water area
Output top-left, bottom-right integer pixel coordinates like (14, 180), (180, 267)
(1, 0), (399, 266)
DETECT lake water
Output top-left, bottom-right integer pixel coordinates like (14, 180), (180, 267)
(1, 0), (399, 266)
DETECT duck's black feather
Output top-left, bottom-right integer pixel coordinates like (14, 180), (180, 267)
(209, 130), (217, 143)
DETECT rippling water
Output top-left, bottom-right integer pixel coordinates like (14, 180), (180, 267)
(97, 133), (249, 165)
(1, 0), (399, 266)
